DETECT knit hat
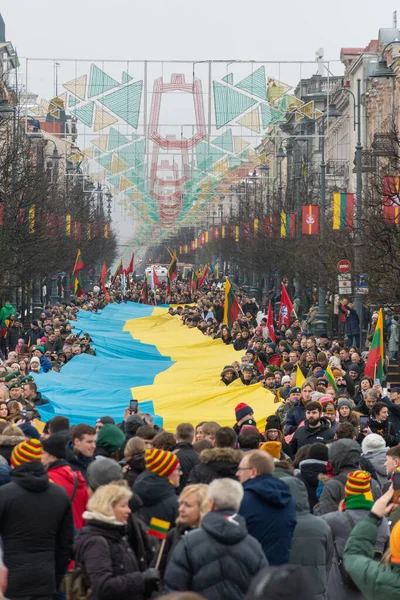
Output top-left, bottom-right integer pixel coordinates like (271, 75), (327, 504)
(317, 352), (327, 362)
(308, 442), (329, 462)
(30, 357), (40, 364)
(42, 432), (67, 459)
(97, 416), (116, 426)
(323, 403), (336, 415)
(125, 414), (145, 436)
(145, 448), (180, 478)
(95, 424), (125, 453)
(265, 415), (282, 431)
(87, 457), (123, 491)
(319, 395), (335, 407)
(35, 346), (45, 354)
(11, 439), (43, 468)
(311, 391), (324, 403)
(332, 368), (342, 377)
(281, 375), (291, 384)
(314, 369), (325, 378)
(361, 433), (386, 453)
(390, 521), (400, 564)
(338, 398), (353, 410)
(235, 403), (254, 422)
(267, 343), (276, 351)
(260, 441), (282, 460)
(344, 470), (373, 510)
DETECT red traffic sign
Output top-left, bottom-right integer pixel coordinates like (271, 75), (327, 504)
(337, 259), (351, 274)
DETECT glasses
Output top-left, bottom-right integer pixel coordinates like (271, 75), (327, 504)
(237, 467), (253, 471)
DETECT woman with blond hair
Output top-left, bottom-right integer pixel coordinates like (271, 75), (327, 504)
(74, 482), (160, 600)
(158, 484), (209, 579)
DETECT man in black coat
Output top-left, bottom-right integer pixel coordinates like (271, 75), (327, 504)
(0, 438), (74, 600)
(174, 423), (200, 494)
(164, 478), (267, 600)
(290, 401), (335, 455)
(212, 299), (224, 324)
(187, 427), (242, 485)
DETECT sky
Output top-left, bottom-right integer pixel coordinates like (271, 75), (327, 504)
(1, 0), (398, 257)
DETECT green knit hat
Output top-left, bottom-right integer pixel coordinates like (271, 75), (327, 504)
(96, 424), (125, 453)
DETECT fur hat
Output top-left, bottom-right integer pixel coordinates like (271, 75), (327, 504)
(361, 433), (386, 453)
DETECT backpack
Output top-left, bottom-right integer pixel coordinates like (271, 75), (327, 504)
(334, 512), (359, 591)
(61, 565), (91, 600)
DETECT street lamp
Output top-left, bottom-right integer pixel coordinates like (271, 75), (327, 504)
(276, 146), (286, 211)
(312, 103), (342, 337)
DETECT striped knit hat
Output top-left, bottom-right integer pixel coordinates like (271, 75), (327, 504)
(343, 470), (373, 510)
(145, 448), (179, 478)
(11, 438), (43, 468)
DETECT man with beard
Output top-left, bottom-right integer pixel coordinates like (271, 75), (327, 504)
(290, 401), (334, 454)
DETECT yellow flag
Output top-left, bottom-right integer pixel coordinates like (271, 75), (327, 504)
(296, 366), (306, 387)
(28, 205), (35, 234)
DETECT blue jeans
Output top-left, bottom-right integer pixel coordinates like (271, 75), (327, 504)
(347, 333), (360, 350)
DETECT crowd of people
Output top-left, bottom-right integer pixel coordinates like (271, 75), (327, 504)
(0, 278), (398, 599)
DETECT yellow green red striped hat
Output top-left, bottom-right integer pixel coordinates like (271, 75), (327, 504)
(11, 438), (43, 468)
(145, 448), (179, 478)
(345, 470), (373, 498)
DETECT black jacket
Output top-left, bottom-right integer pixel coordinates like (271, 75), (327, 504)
(24, 326), (44, 346)
(290, 419), (335, 454)
(7, 324), (24, 351)
(174, 442), (200, 493)
(380, 395), (400, 442)
(0, 462), (73, 597)
(32, 391), (50, 407)
(296, 458), (328, 510)
(187, 447), (243, 485)
(368, 416), (397, 447)
(75, 518), (145, 600)
(133, 470), (178, 526)
(213, 304), (224, 324)
(233, 337), (249, 351)
(123, 453), (146, 488)
(164, 510), (267, 600)
(65, 440), (95, 480)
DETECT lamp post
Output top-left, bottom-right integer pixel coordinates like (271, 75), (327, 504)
(313, 103), (342, 336)
(276, 146), (286, 212)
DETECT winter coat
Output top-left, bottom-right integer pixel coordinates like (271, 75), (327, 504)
(31, 391), (50, 407)
(0, 433), (26, 465)
(284, 399), (307, 434)
(213, 304), (224, 324)
(239, 473), (296, 565)
(47, 459), (89, 529)
(283, 477), (333, 600)
(24, 326), (44, 346)
(65, 440), (95, 480)
(380, 395), (400, 441)
(389, 320), (399, 352)
(368, 416), (397, 447)
(75, 516), (145, 600)
(343, 515), (397, 600)
(163, 510), (267, 600)
(187, 447), (242, 485)
(174, 441), (200, 493)
(7, 324), (23, 351)
(361, 448), (388, 489)
(233, 337), (249, 351)
(290, 419), (335, 455)
(133, 470), (178, 526)
(156, 523), (192, 579)
(0, 303), (16, 328)
(323, 510), (390, 600)
(296, 458), (328, 510)
(339, 305), (360, 335)
(313, 440), (382, 516)
(0, 462), (73, 597)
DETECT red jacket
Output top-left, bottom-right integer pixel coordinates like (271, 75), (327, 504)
(48, 461), (88, 530)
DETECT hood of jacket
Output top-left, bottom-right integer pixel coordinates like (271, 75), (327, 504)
(133, 470), (176, 506)
(200, 447), (243, 465)
(48, 460), (87, 490)
(65, 440), (94, 469)
(0, 433), (26, 447)
(281, 476), (310, 514)
(243, 473), (293, 507)
(298, 458), (327, 485)
(11, 461), (49, 492)
(362, 447), (388, 478)
(329, 439), (361, 474)
(76, 517), (127, 549)
(201, 510), (247, 545)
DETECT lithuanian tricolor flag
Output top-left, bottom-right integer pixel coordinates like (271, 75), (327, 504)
(168, 250), (178, 281)
(72, 249), (84, 275)
(364, 308), (385, 381)
(148, 517), (170, 540)
(223, 277), (240, 327)
(74, 274), (84, 297)
(325, 364), (338, 391)
(280, 212), (295, 238)
(333, 192), (354, 230)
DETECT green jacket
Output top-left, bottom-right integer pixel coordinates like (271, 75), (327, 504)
(0, 303), (16, 327)
(343, 514), (400, 599)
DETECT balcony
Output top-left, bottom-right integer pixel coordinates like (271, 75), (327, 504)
(326, 159), (349, 178)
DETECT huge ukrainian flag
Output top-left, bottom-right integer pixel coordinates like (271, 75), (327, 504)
(35, 304), (276, 431)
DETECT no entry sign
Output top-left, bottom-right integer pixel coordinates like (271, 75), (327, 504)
(337, 259), (351, 274)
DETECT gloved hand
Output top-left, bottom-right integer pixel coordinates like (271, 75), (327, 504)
(143, 567), (160, 595)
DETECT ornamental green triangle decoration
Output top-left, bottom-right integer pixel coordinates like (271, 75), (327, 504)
(122, 71), (133, 83)
(236, 66), (267, 101)
(96, 153), (113, 171)
(72, 102), (94, 127)
(107, 174), (121, 189)
(222, 73), (233, 84)
(88, 65), (120, 98)
(196, 141), (226, 171)
(99, 81), (143, 129)
(213, 82), (257, 129)
(108, 127), (130, 151)
(261, 103), (286, 128)
(212, 128), (234, 152)
(116, 140), (145, 168)
(229, 156), (244, 170)
(68, 94), (79, 108)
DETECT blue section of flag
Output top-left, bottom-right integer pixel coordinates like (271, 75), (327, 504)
(34, 303), (172, 426)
